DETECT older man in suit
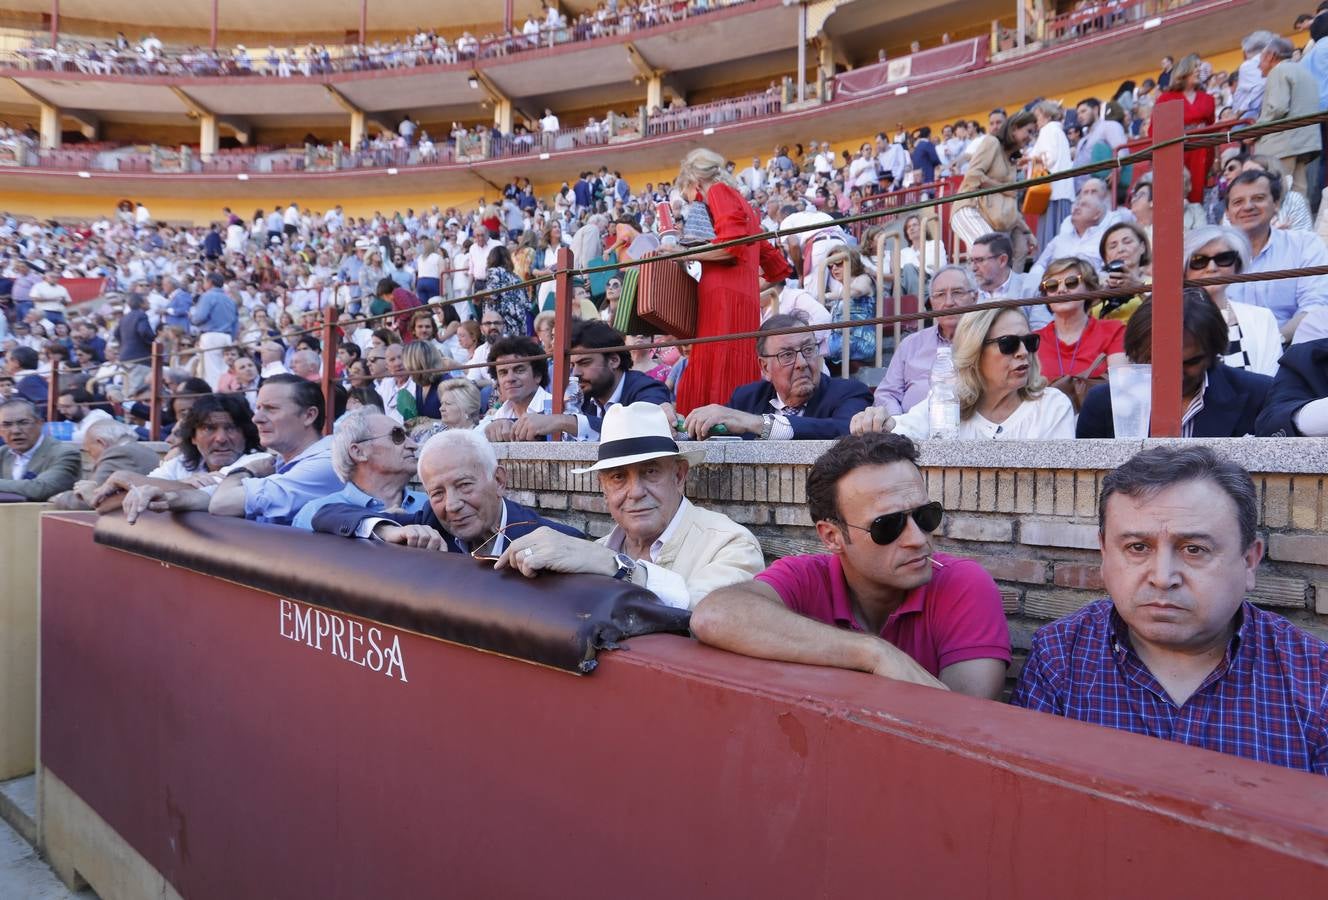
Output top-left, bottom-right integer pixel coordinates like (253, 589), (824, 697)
(310, 426), (583, 553)
(683, 314), (872, 440)
(0, 398), (81, 501)
(51, 418), (159, 509)
(495, 402), (765, 609)
(1254, 36), (1323, 200)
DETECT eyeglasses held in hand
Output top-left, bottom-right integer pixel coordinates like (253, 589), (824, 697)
(1187, 251), (1239, 271)
(469, 521), (541, 562)
(842, 501), (944, 546)
(353, 426), (408, 446)
(759, 344), (819, 367)
(1039, 275), (1081, 294)
(982, 334), (1040, 355)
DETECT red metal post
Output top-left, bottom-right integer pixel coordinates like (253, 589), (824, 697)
(49, 0), (58, 47)
(549, 247), (573, 440)
(210, 0), (219, 51)
(321, 305), (338, 436)
(360, 0), (368, 45)
(45, 365), (58, 426)
(148, 342), (163, 441)
(504, 0), (513, 33)
(1149, 100), (1185, 438)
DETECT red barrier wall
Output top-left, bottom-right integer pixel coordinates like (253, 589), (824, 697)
(41, 513), (1328, 899)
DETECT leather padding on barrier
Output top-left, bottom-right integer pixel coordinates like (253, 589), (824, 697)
(93, 512), (690, 673)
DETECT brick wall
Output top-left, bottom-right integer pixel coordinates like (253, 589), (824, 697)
(495, 439), (1328, 672)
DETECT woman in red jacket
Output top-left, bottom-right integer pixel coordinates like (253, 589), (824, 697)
(673, 148), (762, 414)
(1151, 53), (1215, 203)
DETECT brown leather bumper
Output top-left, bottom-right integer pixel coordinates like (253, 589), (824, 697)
(93, 512), (690, 673)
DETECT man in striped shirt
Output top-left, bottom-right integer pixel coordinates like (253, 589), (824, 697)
(1013, 445), (1328, 775)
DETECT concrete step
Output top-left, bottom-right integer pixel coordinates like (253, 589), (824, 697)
(0, 775), (36, 849)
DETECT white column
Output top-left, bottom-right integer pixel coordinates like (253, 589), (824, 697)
(200, 114), (219, 160)
(38, 104), (61, 150)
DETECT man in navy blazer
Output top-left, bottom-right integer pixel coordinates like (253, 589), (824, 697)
(1077, 292), (1272, 438)
(684, 313), (872, 440)
(311, 428), (583, 554)
(1255, 337), (1328, 436)
(510, 319), (674, 441)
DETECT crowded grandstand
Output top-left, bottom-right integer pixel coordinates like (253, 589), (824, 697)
(2, 0), (1328, 895)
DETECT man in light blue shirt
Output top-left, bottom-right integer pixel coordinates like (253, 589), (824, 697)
(191, 271), (238, 389)
(1224, 169), (1328, 340)
(116, 375), (342, 527)
(292, 409), (426, 530)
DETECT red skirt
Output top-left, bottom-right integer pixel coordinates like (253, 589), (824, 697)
(675, 284), (761, 414)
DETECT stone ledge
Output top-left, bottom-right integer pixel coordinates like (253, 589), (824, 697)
(493, 437), (1328, 474)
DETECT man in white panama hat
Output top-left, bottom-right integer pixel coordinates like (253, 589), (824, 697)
(495, 402), (764, 609)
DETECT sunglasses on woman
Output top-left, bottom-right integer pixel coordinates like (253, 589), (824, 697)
(1039, 275), (1081, 294)
(353, 426), (408, 446)
(1187, 250), (1239, 271)
(842, 501), (945, 546)
(983, 334), (1041, 355)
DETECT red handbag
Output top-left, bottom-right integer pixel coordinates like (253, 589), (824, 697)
(635, 259), (698, 339)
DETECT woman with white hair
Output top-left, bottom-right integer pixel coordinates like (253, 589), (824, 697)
(851, 306), (1076, 439)
(1183, 225), (1282, 376)
(672, 147), (763, 413)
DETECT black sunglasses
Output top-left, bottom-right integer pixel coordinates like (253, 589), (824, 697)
(843, 501), (944, 546)
(354, 426), (407, 446)
(983, 334), (1040, 355)
(1188, 250), (1239, 271)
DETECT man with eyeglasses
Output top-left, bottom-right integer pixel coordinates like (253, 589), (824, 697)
(309, 427), (581, 553)
(690, 433), (1010, 698)
(872, 265), (978, 415)
(292, 408), (426, 530)
(0, 398), (82, 501)
(682, 314), (871, 440)
(968, 232), (1044, 328)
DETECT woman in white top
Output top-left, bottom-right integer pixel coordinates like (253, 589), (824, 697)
(851, 306), (1076, 440)
(1030, 100), (1074, 251)
(415, 238), (445, 302)
(1182, 225), (1282, 377)
(898, 214), (949, 280)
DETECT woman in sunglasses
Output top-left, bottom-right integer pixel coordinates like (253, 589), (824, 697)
(852, 307), (1075, 440)
(1035, 258), (1126, 385)
(1182, 226), (1281, 376)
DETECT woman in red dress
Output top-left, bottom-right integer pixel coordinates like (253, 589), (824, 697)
(1151, 53), (1215, 204)
(673, 148), (762, 415)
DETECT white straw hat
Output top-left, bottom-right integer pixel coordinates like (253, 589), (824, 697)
(571, 402), (707, 474)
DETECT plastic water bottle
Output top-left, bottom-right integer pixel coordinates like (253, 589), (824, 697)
(562, 380), (582, 416)
(928, 346), (960, 439)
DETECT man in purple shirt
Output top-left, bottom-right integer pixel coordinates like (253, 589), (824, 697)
(1013, 446), (1328, 775)
(872, 265), (978, 415)
(690, 433), (1010, 699)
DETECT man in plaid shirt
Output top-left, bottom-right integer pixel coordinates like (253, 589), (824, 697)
(1013, 445), (1328, 775)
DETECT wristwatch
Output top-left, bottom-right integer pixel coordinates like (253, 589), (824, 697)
(610, 552), (637, 581)
(759, 413), (775, 440)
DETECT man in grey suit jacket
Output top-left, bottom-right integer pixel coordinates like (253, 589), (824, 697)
(0, 398), (81, 502)
(1255, 37), (1323, 199)
(51, 418), (159, 510)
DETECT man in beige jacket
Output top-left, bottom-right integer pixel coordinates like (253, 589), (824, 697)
(496, 402), (765, 609)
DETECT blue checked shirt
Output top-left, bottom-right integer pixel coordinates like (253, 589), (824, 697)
(1012, 599), (1328, 775)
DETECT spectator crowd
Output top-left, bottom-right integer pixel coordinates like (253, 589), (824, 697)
(2, 14), (1328, 778)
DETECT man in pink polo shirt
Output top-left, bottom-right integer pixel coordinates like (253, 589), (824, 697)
(690, 433), (1010, 698)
